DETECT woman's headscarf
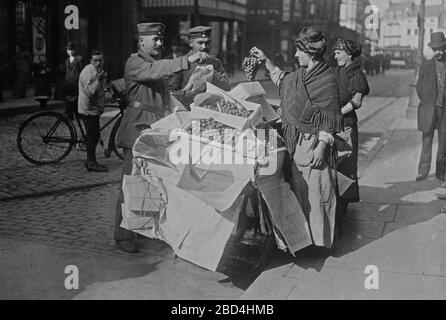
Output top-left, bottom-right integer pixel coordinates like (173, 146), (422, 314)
(334, 39), (363, 58)
(294, 27), (327, 60)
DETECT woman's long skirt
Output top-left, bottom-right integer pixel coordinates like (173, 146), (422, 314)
(287, 134), (338, 248)
(337, 124), (359, 203)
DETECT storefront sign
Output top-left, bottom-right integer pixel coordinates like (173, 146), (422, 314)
(32, 16), (47, 63)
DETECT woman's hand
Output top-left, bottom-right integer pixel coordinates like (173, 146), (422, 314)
(249, 47), (268, 63)
(310, 141), (327, 169)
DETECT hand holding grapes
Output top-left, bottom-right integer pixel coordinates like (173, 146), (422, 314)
(249, 47), (268, 64)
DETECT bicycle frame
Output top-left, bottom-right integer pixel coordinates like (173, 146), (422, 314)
(99, 109), (123, 133)
(70, 105), (124, 144)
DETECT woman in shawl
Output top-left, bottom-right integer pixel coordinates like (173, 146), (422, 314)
(333, 39), (370, 217)
(251, 27), (343, 250)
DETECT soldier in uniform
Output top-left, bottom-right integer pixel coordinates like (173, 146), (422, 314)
(114, 22), (209, 253)
(169, 26), (230, 92)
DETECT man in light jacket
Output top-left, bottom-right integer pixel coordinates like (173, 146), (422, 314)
(78, 50), (108, 173)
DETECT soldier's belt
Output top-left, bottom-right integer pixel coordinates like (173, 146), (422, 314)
(129, 101), (165, 117)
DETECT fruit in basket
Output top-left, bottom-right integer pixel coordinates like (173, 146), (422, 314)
(186, 118), (242, 144)
(242, 55), (263, 81)
(202, 100), (251, 118)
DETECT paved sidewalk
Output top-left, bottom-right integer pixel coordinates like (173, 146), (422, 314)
(240, 98), (446, 300)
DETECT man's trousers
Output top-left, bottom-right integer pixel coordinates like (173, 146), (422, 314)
(114, 148), (137, 242)
(418, 106), (446, 179)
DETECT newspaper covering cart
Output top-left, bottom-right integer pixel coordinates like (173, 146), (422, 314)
(120, 81), (315, 272)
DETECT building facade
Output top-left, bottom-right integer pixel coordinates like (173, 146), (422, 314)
(246, 0), (345, 67)
(1, 0), (140, 89)
(340, 0), (379, 51)
(380, 0), (446, 58)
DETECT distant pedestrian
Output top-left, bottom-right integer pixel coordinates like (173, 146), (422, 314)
(374, 55), (381, 75)
(333, 39), (370, 231)
(33, 55), (52, 108)
(12, 44), (33, 98)
(164, 35), (187, 59)
(78, 50), (108, 173)
(416, 32), (446, 182)
(64, 42), (84, 119)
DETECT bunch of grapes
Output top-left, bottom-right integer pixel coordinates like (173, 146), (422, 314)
(242, 55), (262, 82)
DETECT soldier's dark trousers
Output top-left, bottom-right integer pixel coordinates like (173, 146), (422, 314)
(114, 148), (137, 242)
(81, 115), (100, 163)
(419, 107), (446, 179)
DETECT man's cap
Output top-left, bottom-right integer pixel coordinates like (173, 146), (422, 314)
(66, 42), (77, 50)
(188, 26), (212, 39)
(428, 32), (446, 49)
(137, 23), (166, 36)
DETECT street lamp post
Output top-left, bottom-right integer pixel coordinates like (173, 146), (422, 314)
(408, 0), (425, 119)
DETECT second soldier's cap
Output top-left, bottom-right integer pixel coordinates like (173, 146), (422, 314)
(188, 26), (212, 39)
(137, 23), (166, 36)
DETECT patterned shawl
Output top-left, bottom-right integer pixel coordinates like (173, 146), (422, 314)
(280, 61), (343, 156)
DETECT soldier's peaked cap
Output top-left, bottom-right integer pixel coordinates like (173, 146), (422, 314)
(188, 26), (212, 39)
(137, 23), (166, 36)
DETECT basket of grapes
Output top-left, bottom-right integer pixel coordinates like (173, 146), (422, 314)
(191, 82), (263, 129)
(190, 90), (254, 131)
(181, 115), (269, 163)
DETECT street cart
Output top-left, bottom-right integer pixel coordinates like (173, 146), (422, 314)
(120, 81), (314, 278)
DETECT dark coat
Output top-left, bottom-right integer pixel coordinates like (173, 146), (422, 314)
(64, 56), (84, 96)
(417, 59), (446, 132)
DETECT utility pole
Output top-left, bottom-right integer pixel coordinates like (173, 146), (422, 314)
(418, 0), (426, 66)
(408, 0), (426, 119)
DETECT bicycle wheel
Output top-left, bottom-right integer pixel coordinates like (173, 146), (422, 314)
(109, 116), (124, 160)
(17, 112), (76, 165)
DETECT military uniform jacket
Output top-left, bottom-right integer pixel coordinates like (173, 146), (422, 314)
(168, 50), (230, 91)
(417, 58), (446, 133)
(116, 50), (190, 149)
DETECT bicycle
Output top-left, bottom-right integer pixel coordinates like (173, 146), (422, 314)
(17, 79), (127, 165)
